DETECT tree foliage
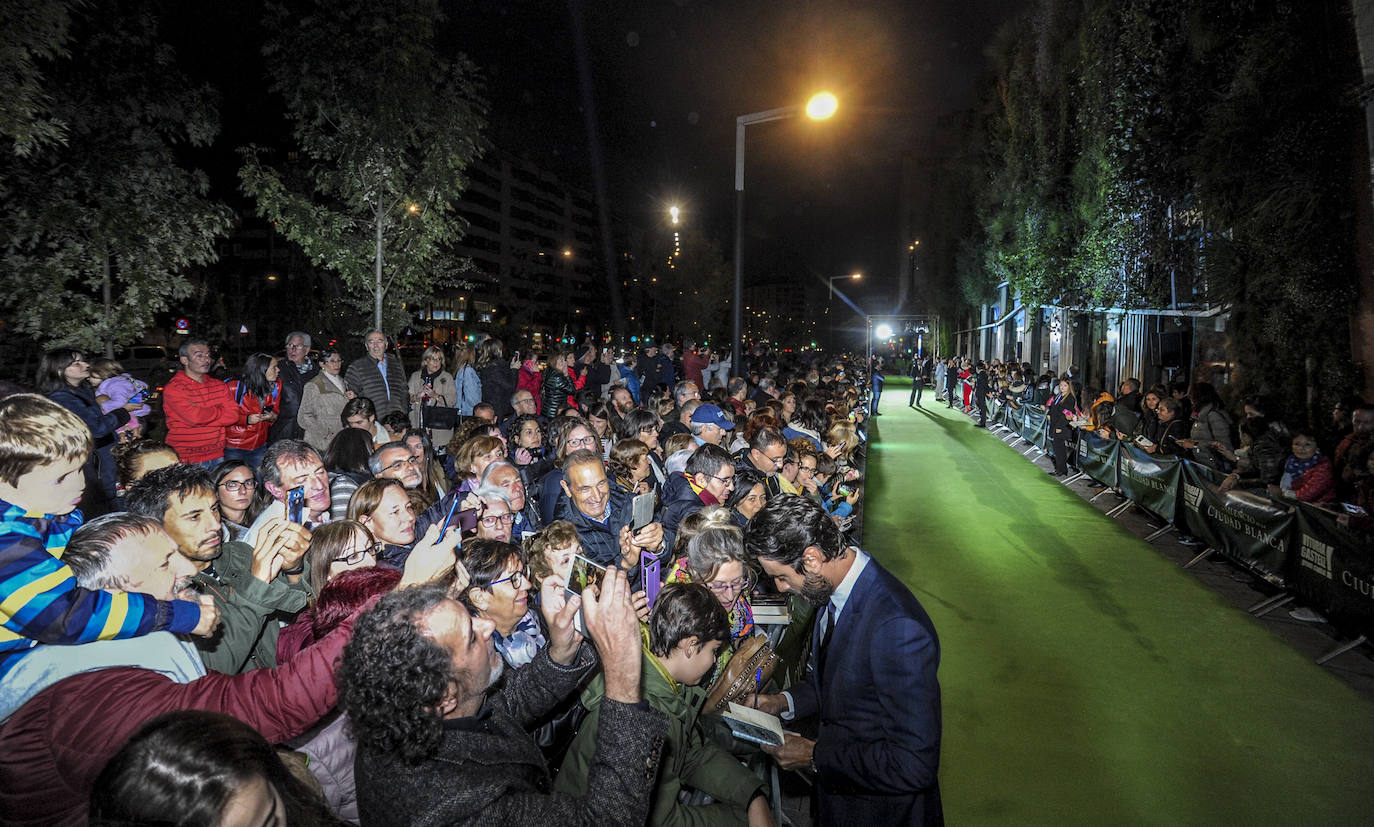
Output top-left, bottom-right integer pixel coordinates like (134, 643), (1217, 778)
(0, 0), (76, 155)
(0, 2), (232, 355)
(949, 0), (1365, 423)
(239, 0), (488, 335)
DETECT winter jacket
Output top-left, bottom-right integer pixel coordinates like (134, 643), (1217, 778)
(409, 369), (457, 449)
(478, 362), (517, 418)
(162, 371), (240, 463)
(1189, 404), (1234, 471)
(354, 645), (669, 827)
(192, 539), (313, 675)
(541, 368), (578, 418)
(298, 371), (351, 454)
(660, 472), (712, 540)
(556, 644), (762, 826)
(271, 358), (319, 443)
(554, 485), (667, 577)
(224, 379), (282, 452)
(1287, 456), (1337, 503)
(518, 363), (543, 413)
(618, 364), (643, 404)
(344, 355), (409, 419)
(681, 351), (708, 390)
(0, 605), (359, 825)
(0, 498), (200, 681)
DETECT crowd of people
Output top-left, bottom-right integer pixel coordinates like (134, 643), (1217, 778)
(0, 329), (947, 826)
(903, 354), (1374, 531)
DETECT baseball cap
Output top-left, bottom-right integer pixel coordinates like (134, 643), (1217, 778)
(690, 403), (735, 430)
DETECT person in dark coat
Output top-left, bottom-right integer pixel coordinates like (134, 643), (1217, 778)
(271, 331), (320, 444)
(476, 339), (518, 420)
(340, 570), (669, 827)
(1047, 376), (1079, 476)
(40, 348), (133, 513)
(973, 362), (990, 427)
(748, 496), (943, 826)
(554, 450), (666, 578)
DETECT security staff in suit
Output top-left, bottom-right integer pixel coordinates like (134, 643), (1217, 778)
(746, 495), (942, 825)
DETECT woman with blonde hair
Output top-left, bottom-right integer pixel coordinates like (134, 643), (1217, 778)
(408, 345), (456, 449)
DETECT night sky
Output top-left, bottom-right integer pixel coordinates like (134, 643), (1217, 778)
(167, 0), (1021, 316)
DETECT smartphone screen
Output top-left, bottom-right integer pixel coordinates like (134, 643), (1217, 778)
(567, 555), (607, 596)
(286, 486), (305, 524)
(631, 491), (655, 532)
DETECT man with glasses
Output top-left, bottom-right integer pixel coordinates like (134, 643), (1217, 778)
(370, 442), (423, 490)
(242, 440), (337, 545)
(271, 331), (319, 443)
(556, 450), (665, 573)
(345, 330), (409, 419)
(501, 390), (541, 440)
(660, 443), (735, 540)
(736, 426), (786, 496)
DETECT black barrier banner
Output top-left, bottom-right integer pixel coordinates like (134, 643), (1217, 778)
(1177, 461), (1293, 582)
(1022, 405), (1048, 448)
(1288, 502), (1374, 631)
(1077, 431), (1119, 487)
(1117, 443), (1181, 522)
(988, 398), (1002, 424)
(1010, 404), (1025, 434)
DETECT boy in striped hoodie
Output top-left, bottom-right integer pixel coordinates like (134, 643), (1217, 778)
(0, 394), (217, 680)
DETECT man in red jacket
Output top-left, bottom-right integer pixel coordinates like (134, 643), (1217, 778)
(162, 340), (239, 468)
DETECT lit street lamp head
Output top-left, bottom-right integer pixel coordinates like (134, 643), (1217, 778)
(806, 91), (839, 121)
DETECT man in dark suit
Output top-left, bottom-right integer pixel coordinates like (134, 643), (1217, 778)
(748, 495), (942, 825)
(974, 361), (990, 428)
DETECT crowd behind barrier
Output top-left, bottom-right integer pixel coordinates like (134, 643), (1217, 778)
(967, 391), (1374, 656)
(0, 332), (889, 825)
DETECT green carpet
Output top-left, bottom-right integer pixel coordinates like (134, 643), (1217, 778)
(863, 377), (1374, 825)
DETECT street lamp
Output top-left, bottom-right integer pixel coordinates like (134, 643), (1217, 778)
(733, 91), (838, 374)
(827, 272), (861, 350)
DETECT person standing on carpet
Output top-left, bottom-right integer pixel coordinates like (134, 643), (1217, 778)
(746, 495), (943, 826)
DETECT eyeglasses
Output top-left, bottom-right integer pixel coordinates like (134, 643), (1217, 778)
(707, 473), (736, 488)
(218, 479), (258, 492)
(639, 425), (659, 434)
(334, 543), (381, 566)
(705, 575), (753, 595)
(798, 465), (817, 476)
(479, 512), (516, 528)
(489, 567), (531, 589)
(383, 456), (423, 473)
(567, 435), (596, 448)
(760, 451), (786, 468)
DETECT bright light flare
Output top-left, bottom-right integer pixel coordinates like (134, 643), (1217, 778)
(806, 91), (839, 121)
(669, 205), (680, 224)
(875, 324), (893, 340)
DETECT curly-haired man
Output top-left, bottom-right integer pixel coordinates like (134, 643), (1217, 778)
(339, 565), (667, 824)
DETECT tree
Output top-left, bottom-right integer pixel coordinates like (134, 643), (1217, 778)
(0, 3), (232, 356)
(0, 0), (76, 155)
(239, 0), (488, 335)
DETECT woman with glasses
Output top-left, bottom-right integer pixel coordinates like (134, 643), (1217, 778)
(304, 519), (379, 590)
(471, 486), (518, 543)
(298, 347), (351, 453)
(458, 539), (542, 668)
(212, 459), (262, 542)
(40, 347), (142, 513)
(408, 346), (457, 450)
(224, 353), (282, 472)
(664, 517), (757, 671)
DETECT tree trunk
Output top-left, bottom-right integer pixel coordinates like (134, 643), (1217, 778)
(102, 252), (114, 358)
(374, 214), (385, 332)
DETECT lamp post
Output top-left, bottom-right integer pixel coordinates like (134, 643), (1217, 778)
(733, 91), (837, 376)
(826, 272), (861, 351)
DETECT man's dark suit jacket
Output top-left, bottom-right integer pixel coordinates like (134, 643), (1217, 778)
(791, 555), (943, 825)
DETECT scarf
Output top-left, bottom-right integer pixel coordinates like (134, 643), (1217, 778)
(492, 609), (545, 667)
(1283, 452), (1322, 481)
(684, 472), (723, 506)
(421, 366), (442, 385)
(295, 357), (315, 375)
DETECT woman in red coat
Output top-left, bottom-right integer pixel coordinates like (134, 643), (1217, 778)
(1273, 431), (1336, 503)
(224, 352), (281, 471)
(517, 353), (543, 414)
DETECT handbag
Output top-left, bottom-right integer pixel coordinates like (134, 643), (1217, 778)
(702, 633), (780, 714)
(420, 405), (459, 431)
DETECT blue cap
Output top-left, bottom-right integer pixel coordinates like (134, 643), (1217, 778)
(690, 403), (735, 430)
